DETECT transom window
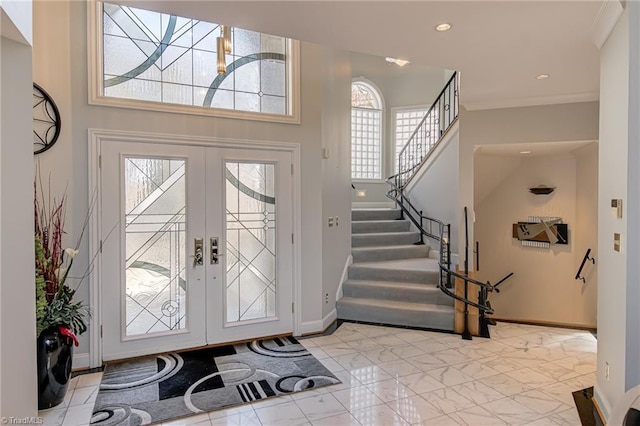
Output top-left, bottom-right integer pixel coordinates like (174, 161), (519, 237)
(351, 81), (383, 180)
(394, 107), (428, 171)
(89, 2), (300, 123)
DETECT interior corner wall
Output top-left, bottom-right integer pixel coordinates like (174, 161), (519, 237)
(404, 130), (460, 253)
(475, 153), (596, 327)
(595, 7), (630, 420)
(321, 50), (352, 319)
(32, 0), (355, 358)
(458, 101), (600, 268)
(0, 36), (36, 417)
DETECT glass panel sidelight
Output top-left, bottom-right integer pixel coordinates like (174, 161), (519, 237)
(225, 162), (276, 323)
(124, 157), (187, 336)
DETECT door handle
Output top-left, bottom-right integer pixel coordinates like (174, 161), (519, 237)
(192, 238), (204, 267)
(210, 237), (225, 264)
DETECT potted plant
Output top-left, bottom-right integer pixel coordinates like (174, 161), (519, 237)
(35, 182), (90, 409)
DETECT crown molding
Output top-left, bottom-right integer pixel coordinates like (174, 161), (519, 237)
(591, 0), (624, 49)
(462, 91), (599, 112)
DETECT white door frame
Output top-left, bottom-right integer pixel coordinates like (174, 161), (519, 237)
(87, 128), (302, 368)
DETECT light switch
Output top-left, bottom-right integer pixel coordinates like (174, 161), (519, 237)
(614, 233), (621, 252)
(611, 199), (623, 218)
(335, 217), (339, 227)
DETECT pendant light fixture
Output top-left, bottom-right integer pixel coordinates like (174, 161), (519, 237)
(221, 25), (232, 54)
(216, 36), (226, 74)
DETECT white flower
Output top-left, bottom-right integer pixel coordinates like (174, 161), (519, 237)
(55, 267), (67, 281)
(65, 248), (79, 259)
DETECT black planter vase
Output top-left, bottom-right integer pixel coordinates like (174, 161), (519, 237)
(37, 326), (74, 409)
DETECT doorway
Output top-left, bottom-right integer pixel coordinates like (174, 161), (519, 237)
(99, 138), (294, 361)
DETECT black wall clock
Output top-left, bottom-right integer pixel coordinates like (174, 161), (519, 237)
(33, 83), (61, 155)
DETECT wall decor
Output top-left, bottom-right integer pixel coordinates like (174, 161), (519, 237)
(512, 216), (568, 248)
(33, 83), (61, 155)
(528, 185), (555, 195)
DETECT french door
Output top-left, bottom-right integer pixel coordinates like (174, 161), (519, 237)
(100, 141), (293, 361)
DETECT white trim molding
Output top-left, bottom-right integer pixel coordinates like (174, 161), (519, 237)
(298, 309), (337, 336)
(72, 353), (91, 371)
(88, 128), (302, 367)
(462, 91), (600, 112)
(591, 0), (625, 49)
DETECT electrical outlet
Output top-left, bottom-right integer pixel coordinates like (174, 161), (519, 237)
(325, 293), (329, 304)
(328, 217), (334, 227)
(335, 217), (339, 227)
(606, 362), (610, 381)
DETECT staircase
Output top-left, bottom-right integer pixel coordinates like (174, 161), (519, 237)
(336, 208), (455, 331)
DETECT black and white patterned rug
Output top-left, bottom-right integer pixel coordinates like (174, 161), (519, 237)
(90, 336), (340, 425)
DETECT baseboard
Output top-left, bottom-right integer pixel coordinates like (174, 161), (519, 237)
(323, 308), (337, 330)
(72, 353), (91, 371)
(336, 255), (353, 301)
(299, 309), (337, 336)
(351, 202), (395, 209)
(299, 319), (323, 335)
(592, 396), (607, 425)
(490, 317), (597, 333)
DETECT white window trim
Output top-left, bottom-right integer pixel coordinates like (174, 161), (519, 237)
(87, 0), (301, 124)
(351, 77), (385, 181)
(391, 104), (429, 174)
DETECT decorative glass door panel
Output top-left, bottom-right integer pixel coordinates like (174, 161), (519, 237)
(101, 140), (292, 361)
(124, 158), (187, 336)
(225, 162), (276, 324)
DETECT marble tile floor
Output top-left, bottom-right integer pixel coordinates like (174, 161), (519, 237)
(39, 321), (596, 425)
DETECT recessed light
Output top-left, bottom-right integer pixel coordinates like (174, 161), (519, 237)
(536, 74), (550, 80)
(385, 57), (410, 67)
(520, 150), (532, 154)
(435, 23), (452, 32)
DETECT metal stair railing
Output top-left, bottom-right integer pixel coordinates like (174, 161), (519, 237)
(385, 178), (494, 319)
(396, 71), (458, 189)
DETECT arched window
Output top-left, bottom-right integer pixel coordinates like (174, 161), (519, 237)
(351, 81), (383, 180)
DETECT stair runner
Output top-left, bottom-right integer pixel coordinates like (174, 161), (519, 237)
(336, 208), (454, 331)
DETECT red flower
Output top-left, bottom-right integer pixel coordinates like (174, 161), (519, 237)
(58, 325), (79, 347)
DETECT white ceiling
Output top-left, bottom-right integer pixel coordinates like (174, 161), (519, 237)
(114, 0), (609, 111)
(475, 140), (596, 158)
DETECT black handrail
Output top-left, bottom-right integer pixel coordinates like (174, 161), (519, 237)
(385, 177), (495, 316)
(396, 72), (458, 188)
(575, 248), (595, 283)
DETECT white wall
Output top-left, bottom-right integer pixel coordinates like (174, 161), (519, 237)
(459, 102), (600, 268)
(33, 1), (353, 358)
(404, 128), (460, 253)
(595, 6), (630, 420)
(626, 0), (640, 408)
(321, 51), (352, 320)
(475, 151), (597, 327)
(0, 0), (32, 45)
(474, 156), (522, 206)
(0, 36), (36, 417)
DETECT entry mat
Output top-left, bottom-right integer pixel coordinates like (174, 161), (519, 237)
(90, 336), (340, 425)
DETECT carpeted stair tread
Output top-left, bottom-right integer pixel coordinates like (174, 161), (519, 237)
(339, 297), (454, 312)
(352, 209), (402, 221)
(352, 231), (422, 247)
(352, 244), (430, 262)
(337, 297), (455, 331)
(343, 279), (454, 306)
(352, 219), (411, 234)
(353, 257), (441, 271)
(348, 261), (440, 284)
